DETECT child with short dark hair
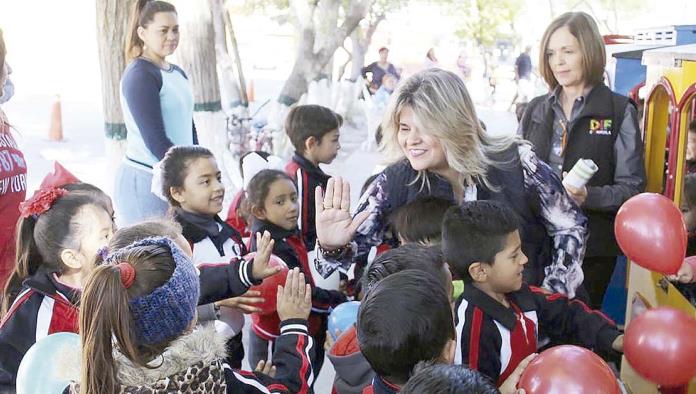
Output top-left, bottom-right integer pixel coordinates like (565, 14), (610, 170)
(328, 244), (453, 394)
(443, 201), (623, 387)
(390, 196), (455, 245)
(284, 104), (342, 248)
(358, 270), (455, 393)
(400, 362), (499, 394)
(389, 196), (463, 298)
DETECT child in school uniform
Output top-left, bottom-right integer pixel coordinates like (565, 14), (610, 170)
(328, 244), (452, 394)
(245, 169), (346, 378)
(159, 145), (273, 368)
(442, 201), (623, 387)
(284, 104), (342, 249)
(0, 185), (114, 390)
(356, 269), (531, 394)
(226, 151), (285, 239)
(70, 237), (315, 393)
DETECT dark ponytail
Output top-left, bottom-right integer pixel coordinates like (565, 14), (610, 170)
(124, 0), (177, 62)
(79, 266), (138, 394)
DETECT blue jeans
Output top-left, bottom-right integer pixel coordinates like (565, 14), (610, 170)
(114, 162), (169, 227)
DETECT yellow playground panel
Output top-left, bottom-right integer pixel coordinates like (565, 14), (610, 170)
(623, 43), (696, 393)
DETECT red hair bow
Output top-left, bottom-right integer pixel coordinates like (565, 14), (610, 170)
(18, 187), (68, 218)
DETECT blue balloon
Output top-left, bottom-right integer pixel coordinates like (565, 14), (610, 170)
(17, 332), (81, 394)
(328, 301), (360, 341)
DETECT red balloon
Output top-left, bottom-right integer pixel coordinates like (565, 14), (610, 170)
(624, 307), (696, 386)
(245, 252), (288, 315)
(518, 345), (620, 394)
(615, 193), (687, 275)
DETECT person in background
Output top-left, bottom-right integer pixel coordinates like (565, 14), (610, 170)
(373, 74), (398, 112)
(518, 11), (645, 308)
(424, 48), (439, 69)
(510, 46), (534, 117)
(284, 104), (342, 249)
(456, 50), (471, 81)
(514, 46), (533, 82)
(362, 47), (400, 94)
(115, 0), (197, 226)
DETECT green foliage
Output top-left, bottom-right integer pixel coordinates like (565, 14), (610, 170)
(450, 0), (521, 47)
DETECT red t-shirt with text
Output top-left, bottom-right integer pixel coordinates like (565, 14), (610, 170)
(0, 112), (27, 287)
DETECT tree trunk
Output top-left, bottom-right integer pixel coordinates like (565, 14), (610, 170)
(349, 13), (384, 81)
(315, 0), (340, 80)
(95, 0), (133, 171)
(212, 0), (244, 112)
(223, 3), (249, 108)
(277, 0), (373, 106)
(278, 27), (317, 106)
(172, 0), (221, 114)
(350, 30), (367, 82)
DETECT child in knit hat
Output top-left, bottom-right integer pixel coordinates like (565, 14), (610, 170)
(70, 236), (316, 393)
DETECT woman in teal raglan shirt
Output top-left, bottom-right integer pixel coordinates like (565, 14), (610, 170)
(115, 0), (197, 226)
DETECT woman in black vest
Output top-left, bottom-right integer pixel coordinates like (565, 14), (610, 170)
(313, 68), (589, 299)
(518, 12), (645, 308)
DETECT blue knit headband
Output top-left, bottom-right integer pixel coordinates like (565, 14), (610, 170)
(105, 236), (200, 346)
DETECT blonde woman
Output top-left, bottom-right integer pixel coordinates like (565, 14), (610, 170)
(316, 68), (588, 298)
(518, 12), (645, 308)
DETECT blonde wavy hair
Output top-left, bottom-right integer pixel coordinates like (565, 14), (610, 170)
(379, 68), (518, 189)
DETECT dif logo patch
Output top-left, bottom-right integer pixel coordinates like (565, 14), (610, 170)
(589, 118), (612, 136)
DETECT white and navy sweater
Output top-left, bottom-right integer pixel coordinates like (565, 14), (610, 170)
(454, 283), (620, 386)
(120, 58), (198, 169)
(174, 209), (251, 337)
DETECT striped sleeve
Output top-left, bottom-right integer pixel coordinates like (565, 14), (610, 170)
(197, 258), (261, 305)
(453, 298), (502, 383)
(121, 60), (173, 160)
(529, 285), (620, 352)
(223, 319), (313, 393)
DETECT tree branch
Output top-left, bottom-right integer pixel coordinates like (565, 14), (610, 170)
(316, 0), (372, 61)
(337, 44), (352, 80)
(363, 12), (385, 47)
